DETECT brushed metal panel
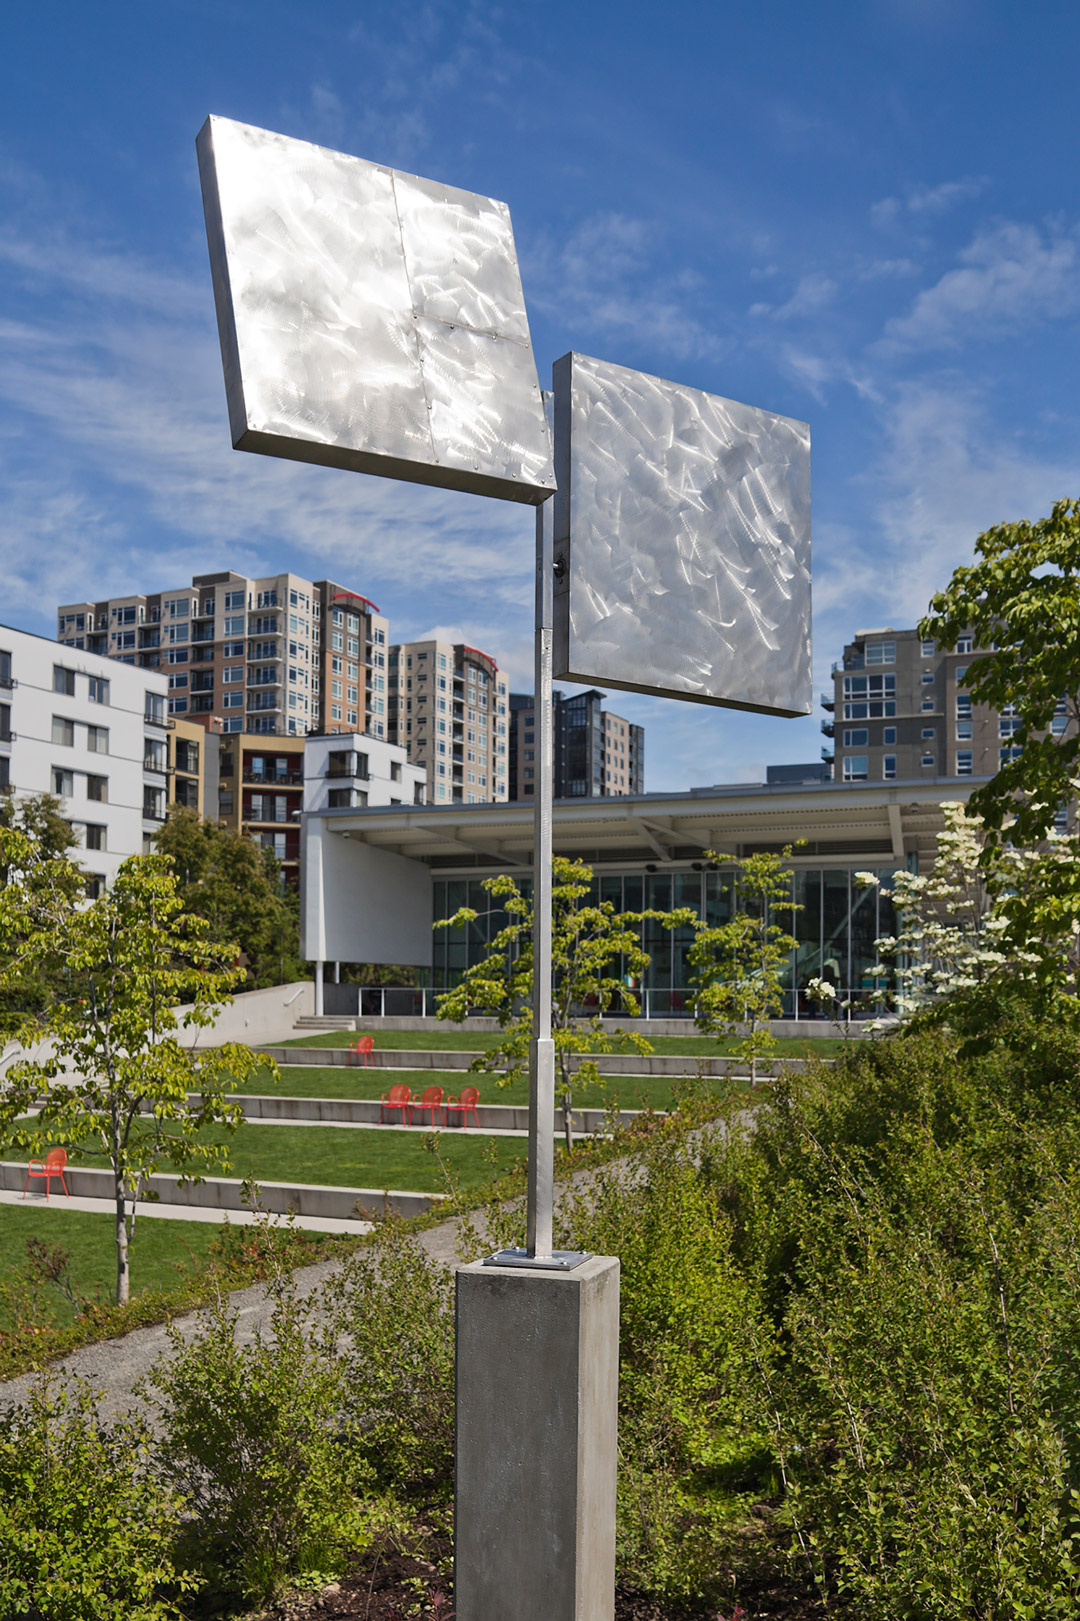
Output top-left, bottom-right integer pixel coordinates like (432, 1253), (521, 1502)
(196, 115), (554, 504)
(552, 352), (811, 716)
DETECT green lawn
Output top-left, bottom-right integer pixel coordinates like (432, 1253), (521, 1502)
(234, 1062), (732, 1113)
(150, 1119), (529, 1196)
(0, 1202), (223, 1327)
(277, 1029), (845, 1058)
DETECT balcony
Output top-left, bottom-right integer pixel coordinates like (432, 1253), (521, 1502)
(243, 770), (302, 786)
(820, 720), (835, 738)
(832, 655), (864, 673)
(820, 693), (835, 712)
(821, 748), (834, 764)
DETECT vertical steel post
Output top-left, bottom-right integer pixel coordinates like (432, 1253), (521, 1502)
(527, 495), (556, 1259)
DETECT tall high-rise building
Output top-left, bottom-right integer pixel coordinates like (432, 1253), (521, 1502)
(386, 640), (508, 804)
(824, 625), (1074, 787)
(508, 688), (645, 799)
(57, 572), (389, 741)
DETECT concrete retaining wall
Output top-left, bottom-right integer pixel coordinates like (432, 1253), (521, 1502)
(210, 1093), (657, 1134)
(187, 981), (314, 1048)
(343, 1014), (864, 1039)
(260, 1045), (823, 1078)
(0, 1161), (440, 1221)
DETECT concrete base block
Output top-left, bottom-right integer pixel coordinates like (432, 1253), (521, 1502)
(455, 1254), (619, 1621)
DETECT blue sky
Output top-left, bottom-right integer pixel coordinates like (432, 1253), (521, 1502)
(3, 0), (1080, 788)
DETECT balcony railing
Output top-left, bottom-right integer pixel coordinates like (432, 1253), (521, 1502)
(242, 770), (302, 786)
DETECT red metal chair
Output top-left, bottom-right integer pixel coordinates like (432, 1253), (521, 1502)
(444, 1086), (480, 1129)
(347, 1035), (375, 1067)
(410, 1085), (445, 1127)
(22, 1147), (70, 1202)
(379, 1083), (412, 1124)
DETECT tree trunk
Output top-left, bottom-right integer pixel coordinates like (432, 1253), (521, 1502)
(115, 1188), (130, 1306)
(563, 1094), (574, 1154)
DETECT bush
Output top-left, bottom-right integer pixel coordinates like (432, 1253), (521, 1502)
(702, 1015), (1080, 1617)
(146, 1281), (365, 1606)
(0, 1376), (196, 1621)
(326, 1230), (456, 1495)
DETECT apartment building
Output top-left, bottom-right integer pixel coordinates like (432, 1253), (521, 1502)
(0, 624), (169, 889)
(216, 732), (306, 883)
(168, 716), (217, 817)
(386, 640), (508, 805)
(57, 572), (389, 742)
(507, 688), (645, 800)
(303, 733), (426, 815)
(824, 626), (1075, 790)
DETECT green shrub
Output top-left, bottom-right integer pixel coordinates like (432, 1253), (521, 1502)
(146, 1281), (365, 1605)
(326, 1230), (456, 1494)
(0, 1377), (196, 1621)
(561, 1129), (773, 1604)
(702, 1016), (1080, 1617)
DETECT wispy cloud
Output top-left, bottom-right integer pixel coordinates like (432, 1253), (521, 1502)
(881, 219), (1080, 349)
(871, 174), (990, 228)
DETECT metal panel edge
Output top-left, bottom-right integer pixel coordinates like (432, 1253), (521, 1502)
(551, 352), (574, 677)
(553, 662), (812, 718)
(234, 428), (550, 504)
(196, 116), (248, 452)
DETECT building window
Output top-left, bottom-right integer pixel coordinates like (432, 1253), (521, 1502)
(883, 726), (897, 745)
(921, 754), (935, 768)
(921, 672), (935, 685)
(956, 694), (972, 718)
(143, 786), (165, 820)
(85, 823), (106, 851)
(999, 715), (1021, 738)
(87, 725), (109, 755)
(956, 721), (973, 741)
(1000, 746), (1022, 765)
(842, 755), (869, 781)
(0, 651), (10, 688)
(86, 774), (108, 803)
(53, 665), (75, 696)
(145, 738), (166, 771)
(883, 755), (897, 780)
(956, 751), (973, 775)
(1052, 715), (1068, 736)
(327, 787), (354, 808)
(842, 729), (868, 747)
(921, 727), (936, 740)
(88, 676), (109, 705)
(921, 699), (936, 712)
(842, 673), (895, 720)
(145, 693), (166, 725)
(51, 716), (74, 747)
(921, 639), (935, 657)
(84, 875), (105, 900)
(0, 704), (9, 743)
(52, 767), (74, 796)
(865, 641), (895, 665)
(957, 635), (974, 655)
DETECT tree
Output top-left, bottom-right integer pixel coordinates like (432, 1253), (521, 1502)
(435, 857), (657, 1150)
(921, 496), (1080, 846)
(860, 799), (1080, 1019)
(154, 806), (304, 988)
(684, 848), (799, 1082)
(0, 841), (269, 1304)
(0, 792), (84, 1037)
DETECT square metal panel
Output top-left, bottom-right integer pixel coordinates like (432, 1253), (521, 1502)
(552, 352), (812, 716)
(196, 116), (555, 504)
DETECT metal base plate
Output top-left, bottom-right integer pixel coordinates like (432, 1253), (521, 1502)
(483, 1247), (591, 1272)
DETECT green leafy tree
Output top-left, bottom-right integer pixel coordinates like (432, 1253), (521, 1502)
(0, 841), (269, 1304)
(154, 806), (303, 987)
(685, 848), (799, 1082)
(0, 792), (83, 1035)
(435, 857), (657, 1150)
(921, 496), (1080, 846)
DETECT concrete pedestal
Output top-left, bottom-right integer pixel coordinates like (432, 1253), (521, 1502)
(454, 1254), (620, 1621)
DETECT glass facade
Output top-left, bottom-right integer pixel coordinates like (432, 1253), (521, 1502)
(431, 865), (900, 1018)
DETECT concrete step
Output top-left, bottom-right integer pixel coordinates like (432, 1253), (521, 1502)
(293, 1015), (357, 1031)
(219, 1093), (660, 1135)
(260, 1045), (815, 1078)
(0, 1162), (441, 1223)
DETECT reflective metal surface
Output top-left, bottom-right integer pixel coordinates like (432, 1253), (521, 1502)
(552, 353), (812, 716)
(196, 116), (555, 504)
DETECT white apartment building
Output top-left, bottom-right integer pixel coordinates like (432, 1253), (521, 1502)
(303, 733), (426, 816)
(387, 639), (508, 804)
(0, 625), (169, 890)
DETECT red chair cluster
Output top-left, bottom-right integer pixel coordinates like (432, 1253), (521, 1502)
(378, 1083), (481, 1128)
(22, 1147), (70, 1201)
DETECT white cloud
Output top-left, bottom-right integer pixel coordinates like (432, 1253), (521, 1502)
(882, 219), (1080, 349)
(871, 174), (989, 228)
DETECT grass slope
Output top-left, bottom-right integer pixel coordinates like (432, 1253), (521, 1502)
(279, 1029), (846, 1057)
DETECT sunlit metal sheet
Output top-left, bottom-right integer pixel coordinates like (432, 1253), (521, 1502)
(196, 116), (554, 504)
(552, 352), (812, 716)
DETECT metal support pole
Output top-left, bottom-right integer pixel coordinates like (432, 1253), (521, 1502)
(527, 495), (556, 1260)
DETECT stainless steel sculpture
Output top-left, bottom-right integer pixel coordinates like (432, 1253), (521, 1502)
(553, 351), (812, 716)
(196, 115), (812, 1271)
(196, 115), (555, 504)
